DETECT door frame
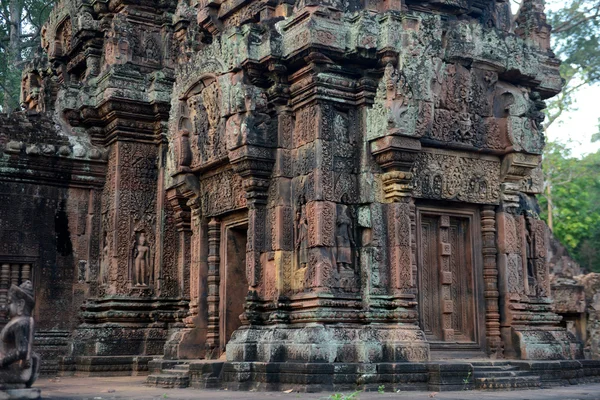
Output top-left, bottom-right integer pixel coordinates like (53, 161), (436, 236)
(415, 203), (486, 353)
(218, 213), (248, 355)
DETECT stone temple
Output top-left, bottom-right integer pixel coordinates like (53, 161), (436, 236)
(1, 0), (600, 392)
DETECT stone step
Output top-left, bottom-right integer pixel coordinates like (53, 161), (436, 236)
(162, 368), (190, 376)
(473, 370), (530, 378)
(148, 359), (189, 374)
(473, 365), (518, 370)
(469, 361), (512, 367)
(475, 375), (541, 390)
(146, 373), (190, 389)
(173, 364), (190, 371)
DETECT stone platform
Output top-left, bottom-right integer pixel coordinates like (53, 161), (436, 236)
(146, 359), (600, 393)
(34, 376), (600, 399)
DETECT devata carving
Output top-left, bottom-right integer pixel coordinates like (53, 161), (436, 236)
(335, 194), (355, 275)
(295, 195), (309, 272)
(100, 232), (109, 285)
(131, 231), (152, 287)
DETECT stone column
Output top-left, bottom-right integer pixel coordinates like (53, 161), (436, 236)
(481, 206), (502, 357)
(206, 218), (221, 357)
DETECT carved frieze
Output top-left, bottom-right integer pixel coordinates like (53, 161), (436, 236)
(412, 150), (501, 205)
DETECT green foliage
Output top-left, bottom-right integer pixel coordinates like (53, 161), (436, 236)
(542, 1), (600, 132)
(540, 142), (600, 272)
(377, 385), (385, 394)
(326, 391), (361, 400)
(0, 0), (54, 111)
(462, 371), (472, 390)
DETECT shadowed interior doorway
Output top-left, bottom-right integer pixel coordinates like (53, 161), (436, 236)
(219, 219), (248, 355)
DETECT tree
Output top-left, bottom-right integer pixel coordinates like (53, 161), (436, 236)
(539, 144), (600, 272)
(541, 1), (600, 132)
(0, 0), (54, 112)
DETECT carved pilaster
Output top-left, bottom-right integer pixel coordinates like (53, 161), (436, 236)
(229, 144), (274, 307)
(500, 153), (542, 211)
(482, 206), (502, 357)
(206, 217), (221, 356)
(387, 198), (414, 296)
(370, 135), (420, 295)
(381, 171), (413, 202)
(186, 197), (202, 327)
(166, 185), (193, 301)
(371, 136), (421, 183)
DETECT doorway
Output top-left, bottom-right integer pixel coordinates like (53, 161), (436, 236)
(219, 220), (248, 355)
(416, 207), (485, 352)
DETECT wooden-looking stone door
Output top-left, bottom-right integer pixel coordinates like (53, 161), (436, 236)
(417, 207), (485, 353)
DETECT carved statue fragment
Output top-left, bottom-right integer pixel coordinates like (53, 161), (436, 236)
(0, 281), (39, 390)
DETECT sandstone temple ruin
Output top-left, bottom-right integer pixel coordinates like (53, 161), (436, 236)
(1, 0), (600, 392)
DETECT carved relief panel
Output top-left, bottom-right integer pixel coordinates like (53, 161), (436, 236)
(177, 77), (226, 169)
(101, 142), (159, 295)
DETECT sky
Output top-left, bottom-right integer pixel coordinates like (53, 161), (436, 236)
(547, 84), (600, 157)
(509, 1), (600, 158)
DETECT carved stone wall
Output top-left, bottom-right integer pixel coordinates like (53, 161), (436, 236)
(0, 0), (585, 382)
(0, 113), (105, 373)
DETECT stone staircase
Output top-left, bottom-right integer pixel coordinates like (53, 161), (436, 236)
(146, 361), (190, 388)
(471, 362), (541, 390)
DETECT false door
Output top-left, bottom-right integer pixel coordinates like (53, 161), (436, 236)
(417, 208), (484, 351)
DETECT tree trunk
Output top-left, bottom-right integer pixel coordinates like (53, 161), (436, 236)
(547, 183), (553, 231)
(4, 0), (23, 111)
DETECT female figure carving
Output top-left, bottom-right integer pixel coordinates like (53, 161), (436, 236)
(336, 194), (355, 272)
(100, 232), (109, 284)
(133, 232), (151, 286)
(295, 196), (308, 270)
